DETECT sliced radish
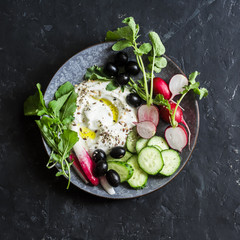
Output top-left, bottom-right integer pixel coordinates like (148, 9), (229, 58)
(137, 104), (159, 126)
(99, 176), (115, 195)
(69, 153), (89, 184)
(169, 74), (188, 100)
(159, 102), (191, 149)
(165, 125), (188, 152)
(72, 141), (99, 186)
(153, 77), (171, 100)
(71, 125), (99, 185)
(136, 121), (156, 139)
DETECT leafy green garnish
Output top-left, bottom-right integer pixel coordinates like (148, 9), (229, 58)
(84, 65), (112, 81)
(105, 17), (167, 105)
(24, 82), (79, 188)
(106, 80), (119, 91)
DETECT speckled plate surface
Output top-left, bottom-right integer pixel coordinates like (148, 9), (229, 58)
(43, 42), (199, 199)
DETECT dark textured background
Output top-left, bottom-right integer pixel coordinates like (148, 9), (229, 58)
(0, 0), (240, 239)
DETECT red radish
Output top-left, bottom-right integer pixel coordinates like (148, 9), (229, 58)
(159, 102), (191, 148)
(137, 104), (159, 126)
(169, 74), (188, 101)
(69, 154), (89, 184)
(99, 176), (115, 195)
(153, 77), (171, 99)
(72, 141), (99, 186)
(165, 125), (188, 152)
(136, 121), (156, 139)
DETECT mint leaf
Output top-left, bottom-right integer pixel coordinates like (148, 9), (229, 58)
(24, 83), (47, 116)
(112, 40), (132, 51)
(149, 31), (165, 56)
(84, 65), (112, 81)
(106, 80), (119, 91)
(55, 82), (74, 99)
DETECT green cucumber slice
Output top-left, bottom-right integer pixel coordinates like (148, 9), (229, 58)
(138, 147), (164, 175)
(136, 138), (149, 154)
(127, 155), (148, 189)
(107, 151), (132, 162)
(147, 136), (169, 151)
(126, 127), (139, 153)
(107, 161), (133, 182)
(160, 149), (181, 176)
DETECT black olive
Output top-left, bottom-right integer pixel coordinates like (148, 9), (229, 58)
(114, 52), (128, 66)
(126, 93), (142, 107)
(94, 160), (108, 177)
(92, 149), (107, 162)
(106, 170), (120, 187)
(116, 73), (130, 85)
(125, 61), (140, 75)
(104, 62), (118, 76)
(110, 146), (126, 159)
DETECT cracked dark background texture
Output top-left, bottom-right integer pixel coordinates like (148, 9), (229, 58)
(0, 0), (240, 239)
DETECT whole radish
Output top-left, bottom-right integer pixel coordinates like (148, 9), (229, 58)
(159, 102), (191, 149)
(153, 77), (171, 100)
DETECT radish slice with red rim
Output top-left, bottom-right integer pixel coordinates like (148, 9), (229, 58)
(137, 104), (159, 127)
(164, 125), (188, 152)
(136, 121), (156, 139)
(169, 74), (188, 101)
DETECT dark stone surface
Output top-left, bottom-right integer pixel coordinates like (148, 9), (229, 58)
(0, 0), (239, 239)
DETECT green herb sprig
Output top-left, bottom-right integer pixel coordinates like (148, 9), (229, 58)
(24, 82), (79, 188)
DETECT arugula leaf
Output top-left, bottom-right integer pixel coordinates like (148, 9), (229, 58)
(48, 91), (72, 117)
(60, 90), (78, 125)
(112, 40), (132, 51)
(149, 31), (165, 56)
(35, 119), (58, 153)
(84, 65), (112, 81)
(24, 84), (47, 116)
(106, 80), (119, 91)
(55, 82), (74, 99)
(58, 129), (79, 159)
(24, 81), (79, 189)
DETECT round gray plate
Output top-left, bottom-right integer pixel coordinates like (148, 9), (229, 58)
(43, 42), (199, 199)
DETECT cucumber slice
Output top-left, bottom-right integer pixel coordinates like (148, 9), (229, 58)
(127, 155), (148, 189)
(107, 151), (132, 162)
(160, 149), (181, 176)
(147, 136), (169, 151)
(136, 138), (148, 154)
(153, 145), (162, 152)
(126, 127), (139, 153)
(138, 147), (164, 175)
(108, 161), (133, 182)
